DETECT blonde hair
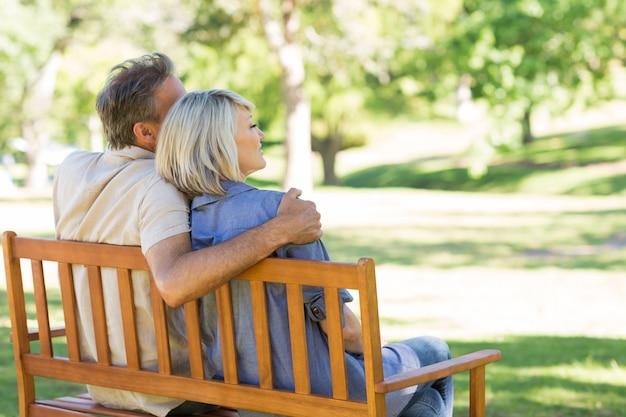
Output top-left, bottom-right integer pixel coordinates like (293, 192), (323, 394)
(156, 89), (255, 196)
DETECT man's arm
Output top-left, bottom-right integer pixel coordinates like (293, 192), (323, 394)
(146, 188), (322, 307)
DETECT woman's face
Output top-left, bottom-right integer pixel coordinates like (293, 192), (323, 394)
(235, 106), (266, 177)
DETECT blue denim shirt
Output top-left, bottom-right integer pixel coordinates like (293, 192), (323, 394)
(191, 181), (418, 417)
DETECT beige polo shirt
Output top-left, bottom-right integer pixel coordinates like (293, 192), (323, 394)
(53, 145), (191, 416)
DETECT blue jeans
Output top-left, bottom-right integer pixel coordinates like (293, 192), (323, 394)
(239, 336), (455, 417)
(396, 336), (454, 417)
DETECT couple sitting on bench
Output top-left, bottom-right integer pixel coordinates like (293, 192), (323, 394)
(41, 52), (494, 417)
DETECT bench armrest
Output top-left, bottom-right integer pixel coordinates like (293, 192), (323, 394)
(375, 349), (501, 394)
(10, 326), (67, 343)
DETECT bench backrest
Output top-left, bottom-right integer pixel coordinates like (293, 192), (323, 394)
(3, 231), (386, 417)
(4, 230), (501, 417)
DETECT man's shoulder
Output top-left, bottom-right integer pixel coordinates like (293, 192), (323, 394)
(55, 150), (103, 178)
(60, 146), (154, 167)
(142, 171), (189, 206)
(60, 149), (101, 164)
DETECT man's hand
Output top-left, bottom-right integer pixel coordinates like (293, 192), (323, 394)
(276, 188), (322, 245)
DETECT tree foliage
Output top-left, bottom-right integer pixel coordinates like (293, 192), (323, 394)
(0, 0), (196, 188)
(437, 0), (625, 157)
(1, 0), (623, 189)
(183, 0), (461, 187)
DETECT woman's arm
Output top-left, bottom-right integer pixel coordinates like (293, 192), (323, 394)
(319, 304), (364, 355)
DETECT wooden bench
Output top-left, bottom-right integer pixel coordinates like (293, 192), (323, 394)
(4, 230), (501, 417)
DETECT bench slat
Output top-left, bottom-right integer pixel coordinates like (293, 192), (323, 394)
(324, 286), (348, 400)
(117, 268), (140, 370)
(32, 259), (53, 358)
(39, 397), (151, 417)
(38, 396), (242, 417)
(23, 354), (368, 417)
(250, 280), (273, 389)
(58, 262), (81, 361)
(88, 265), (111, 366)
(286, 283), (310, 394)
(184, 299), (206, 379)
(150, 278), (173, 374)
(30, 403), (91, 417)
(216, 283), (238, 384)
(356, 258), (387, 417)
(9, 236), (148, 270)
(4, 231), (37, 417)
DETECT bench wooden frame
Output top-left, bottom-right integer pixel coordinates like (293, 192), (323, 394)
(4, 230), (501, 417)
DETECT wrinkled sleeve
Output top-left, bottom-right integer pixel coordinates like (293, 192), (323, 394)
(139, 175), (190, 254)
(275, 240), (353, 323)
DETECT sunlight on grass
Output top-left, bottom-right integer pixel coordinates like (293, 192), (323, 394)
(449, 336), (626, 416)
(324, 208), (626, 270)
(517, 364), (626, 385)
(517, 166), (625, 195)
(531, 387), (596, 409)
(343, 124), (626, 196)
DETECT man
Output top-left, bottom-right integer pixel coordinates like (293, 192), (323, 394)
(53, 52), (321, 416)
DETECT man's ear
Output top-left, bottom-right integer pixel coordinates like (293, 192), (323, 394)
(133, 122), (158, 152)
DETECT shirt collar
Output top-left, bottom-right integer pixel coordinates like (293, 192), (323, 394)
(107, 144), (155, 160)
(191, 181), (256, 209)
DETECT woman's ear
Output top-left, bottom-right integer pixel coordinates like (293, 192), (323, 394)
(133, 122), (158, 152)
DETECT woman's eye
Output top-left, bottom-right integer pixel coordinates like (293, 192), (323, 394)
(250, 123), (258, 129)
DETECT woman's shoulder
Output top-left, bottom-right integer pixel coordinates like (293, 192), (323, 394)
(192, 182), (285, 210)
(241, 187), (285, 212)
(227, 182), (285, 203)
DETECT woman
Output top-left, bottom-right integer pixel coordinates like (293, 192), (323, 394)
(155, 89), (453, 417)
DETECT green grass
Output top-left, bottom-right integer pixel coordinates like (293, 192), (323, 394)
(257, 123), (626, 416)
(321, 207), (626, 271)
(0, 289), (85, 417)
(451, 337), (626, 417)
(2, 290), (624, 417)
(341, 124), (626, 195)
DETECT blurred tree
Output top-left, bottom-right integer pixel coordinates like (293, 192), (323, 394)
(185, 0), (451, 187)
(184, 0), (313, 192)
(436, 0), (625, 161)
(0, 0), (78, 189)
(14, 0), (618, 190)
(303, 0), (458, 184)
(256, 0), (313, 192)
(309, 86), (367, 185)
(0, 0), (195, 189)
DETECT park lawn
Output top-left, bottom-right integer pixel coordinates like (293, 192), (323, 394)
(2, 300), (625, 417)
(451, 336), (626, 417)
(0, 288), (85, 417)
(2, 122), (626, 415)
(341, 124), (626, 196)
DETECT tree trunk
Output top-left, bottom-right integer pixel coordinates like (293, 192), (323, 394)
(321, 150), (339, 185)
(256, 0), (313, 196)
(313, 134), (342, 186)
(279, 45), (313, 195)
(521, 106), (534, 145)
(22, 49), (64, 190)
